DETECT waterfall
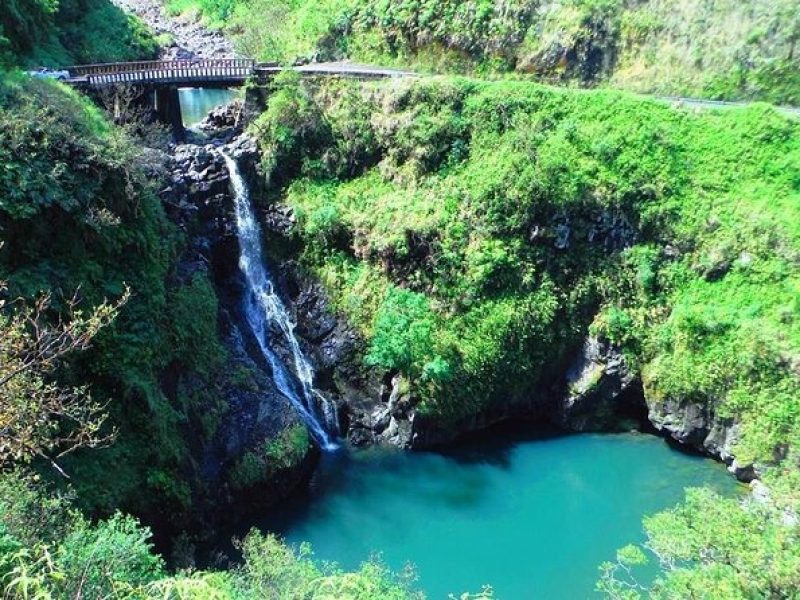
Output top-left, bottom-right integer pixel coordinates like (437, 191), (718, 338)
(222, 151), (339, 451)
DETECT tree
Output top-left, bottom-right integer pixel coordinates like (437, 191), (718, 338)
(94, 84), (170, 150)
(366, 287), (440, 380)
(597, 475), (800, 599)
(0, 279), (127, 476)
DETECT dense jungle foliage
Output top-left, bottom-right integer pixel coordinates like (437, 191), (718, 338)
(0, 0), (159, 67)
(169, 0), (800, 104)
(0, 70), (227, 520)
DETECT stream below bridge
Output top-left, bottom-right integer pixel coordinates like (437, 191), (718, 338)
(179, 87), (237, 126)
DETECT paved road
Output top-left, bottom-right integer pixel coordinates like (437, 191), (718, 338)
(656, 95), (800, 118)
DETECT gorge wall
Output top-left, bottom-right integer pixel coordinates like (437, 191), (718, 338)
(222, 73), (799, 490)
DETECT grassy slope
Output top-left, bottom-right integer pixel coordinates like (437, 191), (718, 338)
(252, 74), (799, 465)
(168, 0), (800, 105)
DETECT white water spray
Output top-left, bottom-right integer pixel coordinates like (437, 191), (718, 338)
(222, 151), (339, 451)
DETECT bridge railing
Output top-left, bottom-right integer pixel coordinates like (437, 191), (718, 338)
(68, 59), (255, 77)
(69, 59), (256, 86)
(63, 59), (415, 87)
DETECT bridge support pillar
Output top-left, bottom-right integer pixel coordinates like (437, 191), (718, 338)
(154, 86), (184, 143)
(244, 84), (271, 123)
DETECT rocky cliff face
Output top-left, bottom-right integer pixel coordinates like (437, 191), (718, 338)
(156, 110), (318, 534)
(257, 209), (399, 447)
(646, 396), (753, 480)
(557, 337), (642, 431)
(552, 337), (752, 479)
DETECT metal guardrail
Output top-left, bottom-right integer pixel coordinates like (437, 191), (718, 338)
(656, 95), (800, 118)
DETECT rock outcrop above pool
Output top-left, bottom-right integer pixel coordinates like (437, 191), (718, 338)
(646, 397), (755, 481)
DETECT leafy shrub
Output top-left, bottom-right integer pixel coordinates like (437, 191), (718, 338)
(169, 274), (226, 374)
(236, 531), (422, 600)
(0, 470), (422, 599)
(230, 424), (310, 490)
(185, 0), (800, 103)
(590, 306), (634, 346)
(55, 514), (164, 599)
(598, 472), (800, 598)
(366, 287), (439, 379)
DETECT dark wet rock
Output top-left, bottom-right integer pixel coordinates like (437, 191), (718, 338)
(701, 259), (733, 282)
(269, 262), (383, 439)
(197, 102), (243, 132)
(155, 110), (317, 540)
(263, 205), (297, 237)
(647, 395), (756, 481)
(554, 222), (571, 249)
(409, 397), (549, 449)
(557, 337), (641, 431)
(529, 208), (637, 252)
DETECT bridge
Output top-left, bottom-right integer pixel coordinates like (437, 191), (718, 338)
(65, 59), (414, 87)
(64, 59), (415, 140)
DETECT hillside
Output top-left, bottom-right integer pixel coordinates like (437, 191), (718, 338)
(252, 73), (800, 469)
(170, 0), (800, 104)
(1, 0), (158, 67)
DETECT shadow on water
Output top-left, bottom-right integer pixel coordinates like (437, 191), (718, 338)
(434, 419), (564, 469)
(206, 423), (741, 598)
(214, 421), (562, 561)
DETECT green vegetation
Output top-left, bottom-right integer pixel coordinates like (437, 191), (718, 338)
(0, 0), (158, 68)
(252, 75), (800, 463)
(0, 471), (424, 599)
(599, 470), (800, 598)
(0, 71), (225, 520)
(170, 0), (800, 104)
(230, 424), (310, 490)
(2, 1), (799, 595)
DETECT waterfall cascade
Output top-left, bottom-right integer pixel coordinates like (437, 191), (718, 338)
(222, 151), (339, 451)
